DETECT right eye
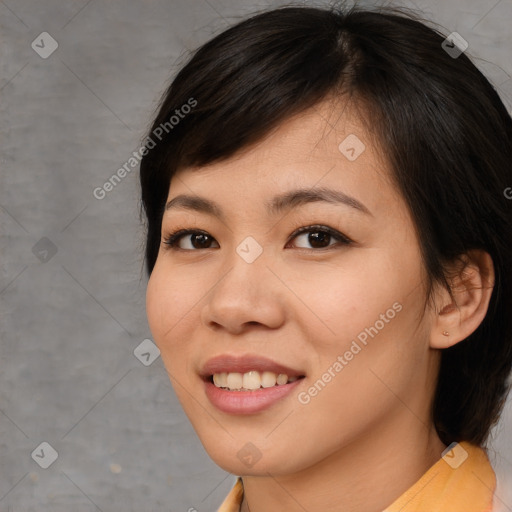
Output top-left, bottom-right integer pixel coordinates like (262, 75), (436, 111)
(162, 229), (220, 251)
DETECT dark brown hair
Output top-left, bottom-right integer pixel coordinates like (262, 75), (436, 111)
(139, 2), (512, 447)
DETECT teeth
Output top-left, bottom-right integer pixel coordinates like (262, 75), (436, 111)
(243, 371), (261, 390)
(212, 371), (300, 391)
(276, 373), (288, 385)
(213, 372), (227, 388)
(261, 371), (277, 388)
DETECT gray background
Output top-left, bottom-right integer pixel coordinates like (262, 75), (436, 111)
(1, 0), (511, 510)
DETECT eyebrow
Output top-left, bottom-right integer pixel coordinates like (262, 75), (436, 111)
(164, 187), (372, 222)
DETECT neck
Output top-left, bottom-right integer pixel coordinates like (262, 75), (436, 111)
(239, 414), (446, 512)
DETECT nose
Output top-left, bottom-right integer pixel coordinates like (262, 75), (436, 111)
(200, 242), (286, 335)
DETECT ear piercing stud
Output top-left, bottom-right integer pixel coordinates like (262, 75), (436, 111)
(442, 331), (450, 336)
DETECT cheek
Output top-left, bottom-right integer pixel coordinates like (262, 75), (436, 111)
(291, 249), (427, 395)
(145, 266), (168, 341)
(146, 265), (202, 392)
(287, 254), (405, 349)
(146, 261), (200, 342)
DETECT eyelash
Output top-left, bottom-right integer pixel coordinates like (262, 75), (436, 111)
(162, 224), (353, 252)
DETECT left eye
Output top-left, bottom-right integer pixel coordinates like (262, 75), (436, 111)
(288, 225), (352, 250)
(162, 225), (352, 251)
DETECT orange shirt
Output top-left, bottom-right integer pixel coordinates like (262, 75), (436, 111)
(217, 441), (496, 512)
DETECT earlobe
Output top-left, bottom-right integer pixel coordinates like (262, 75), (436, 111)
(429, 250), (494, 350)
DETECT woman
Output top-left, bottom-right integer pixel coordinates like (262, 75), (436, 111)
(139, 3), (512, 511)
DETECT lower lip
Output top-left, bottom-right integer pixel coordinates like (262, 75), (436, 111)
(204, 377), (304, 414)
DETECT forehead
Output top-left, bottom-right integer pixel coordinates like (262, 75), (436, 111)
(167, 97), (399, 216)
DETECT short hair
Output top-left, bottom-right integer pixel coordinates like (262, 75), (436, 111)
(139, 2), (512, 447)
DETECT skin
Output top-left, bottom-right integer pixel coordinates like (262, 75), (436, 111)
(145, 98), (494, 512)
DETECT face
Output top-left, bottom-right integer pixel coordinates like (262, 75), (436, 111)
(146, 98), (440, 477)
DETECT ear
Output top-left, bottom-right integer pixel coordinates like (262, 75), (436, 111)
(430, 249), (495, 349)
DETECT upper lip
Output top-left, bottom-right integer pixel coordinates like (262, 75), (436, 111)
(200, 354), (305, 380)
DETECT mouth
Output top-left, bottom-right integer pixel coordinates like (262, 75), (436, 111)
(200, 354), (306, 414)
(206, 371), (305, 391)
(200, 353), (306, 389)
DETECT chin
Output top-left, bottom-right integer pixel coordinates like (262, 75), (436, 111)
(209, 453), (280, 476)
(202, 437), (304, 477)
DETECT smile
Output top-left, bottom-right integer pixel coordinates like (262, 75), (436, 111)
(212, 370), (301, 391)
